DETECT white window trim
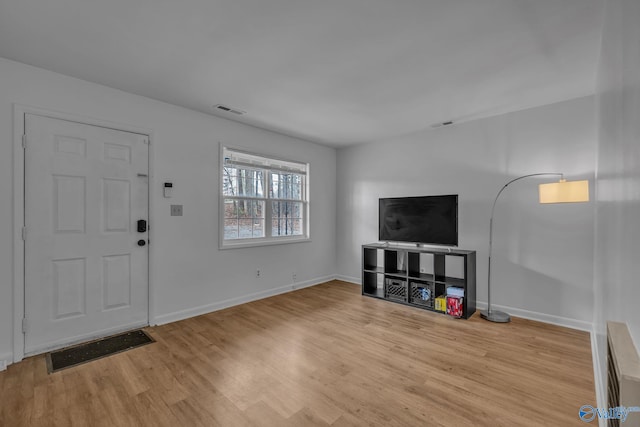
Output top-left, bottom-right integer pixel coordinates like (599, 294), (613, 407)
(219, 144), (310, 249)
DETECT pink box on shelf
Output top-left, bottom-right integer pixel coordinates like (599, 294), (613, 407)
(446, 296), (464, 318)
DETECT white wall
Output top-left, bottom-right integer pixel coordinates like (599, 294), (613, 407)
(593, 0), (640, 401)
(336, 96), (596, 328)
(0, 57), (337, 362)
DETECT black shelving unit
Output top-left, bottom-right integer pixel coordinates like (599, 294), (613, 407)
(362, 243), (476, 319)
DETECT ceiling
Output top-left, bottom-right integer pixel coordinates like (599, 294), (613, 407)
(0, 0), (604, 147)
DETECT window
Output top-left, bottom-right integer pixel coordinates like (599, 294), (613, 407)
(221, 146), (309, 248)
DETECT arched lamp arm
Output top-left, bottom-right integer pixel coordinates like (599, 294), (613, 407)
(484, 172), (563, 322)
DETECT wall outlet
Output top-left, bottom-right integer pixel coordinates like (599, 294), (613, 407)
(292, 273), (297, 282)
(256, 269), (261, 278)
(170, 204), (183, 216)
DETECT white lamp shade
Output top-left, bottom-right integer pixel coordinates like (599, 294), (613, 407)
(539, 179), (589, 204)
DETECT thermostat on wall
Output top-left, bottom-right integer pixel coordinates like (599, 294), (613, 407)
(164, 182), (173, 198)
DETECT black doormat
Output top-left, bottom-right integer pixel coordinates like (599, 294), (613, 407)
(45, 329), (154, 373)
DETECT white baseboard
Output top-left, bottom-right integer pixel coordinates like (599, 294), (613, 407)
(0, 352), (12, 371)
(152, 275), (336, 326)
(475, 301), (592, 331)
(337, 278), (593, 331)
(335, 275), (360, 285)
(476, 301), (593, 332)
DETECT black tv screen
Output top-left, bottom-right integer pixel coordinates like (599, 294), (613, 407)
(379, 195), (458, 246)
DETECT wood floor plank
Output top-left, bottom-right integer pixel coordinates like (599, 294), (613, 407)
(0, 280), (596, 426)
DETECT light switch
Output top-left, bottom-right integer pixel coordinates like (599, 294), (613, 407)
(170, 205), (183, 216)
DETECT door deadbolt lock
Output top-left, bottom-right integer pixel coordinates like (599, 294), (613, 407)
(137, 219), (147, 233)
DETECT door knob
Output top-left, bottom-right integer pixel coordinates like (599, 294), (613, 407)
(137, 239), (146, 247)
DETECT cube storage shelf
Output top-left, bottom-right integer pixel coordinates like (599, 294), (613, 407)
(362, 243), (476, 319)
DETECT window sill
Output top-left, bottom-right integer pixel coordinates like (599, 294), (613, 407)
(219, 236), (311, 250)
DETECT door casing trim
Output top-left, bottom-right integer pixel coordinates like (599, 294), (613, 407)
(12, 104), (154, 363)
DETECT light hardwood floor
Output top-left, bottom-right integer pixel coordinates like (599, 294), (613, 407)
(0, 280), (595, 426)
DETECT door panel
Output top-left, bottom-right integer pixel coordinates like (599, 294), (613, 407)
(53, 175), (86, 233)
(102, 254), (131, 310)
(103, 178), (131, 232)
(24, 114), (149, 355)
(51, 257), (86, 319)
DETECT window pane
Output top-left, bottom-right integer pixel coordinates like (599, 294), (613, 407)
(271, 201), (303, 236)
(237, 200), (250, 218)
(292, 218), (302, 235)
(224, 199), (239, 218)
(252, 219), (264, 238)
(227, 199), (265, 239)
(224, 219), (239, 239)
(238, 219), (253, 239)
(222, 166), (238, 197)
(291, 183), (302, 200)
(290, 202), (302, 218)
(251, 200), (265, 238)
(270, 173), (303, 200)
(225, 166), (264, 198)
(270, 173), (279, 198)
(254, 171), (265, 197)
(252, 200), (265, 219)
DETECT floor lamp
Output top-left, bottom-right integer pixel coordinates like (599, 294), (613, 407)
(480, 173), (590, 323)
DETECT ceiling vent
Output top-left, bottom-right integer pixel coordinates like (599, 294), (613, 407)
(430, 120), (454, 129)
(214, 104), (245, 115)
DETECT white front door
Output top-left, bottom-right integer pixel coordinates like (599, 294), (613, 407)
(24, 114), (149, 355)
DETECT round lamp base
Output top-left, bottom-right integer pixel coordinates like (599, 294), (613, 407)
(480, 310), (511, 323)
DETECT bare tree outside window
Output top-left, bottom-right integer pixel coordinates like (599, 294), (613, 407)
(221, 148), (307, 246)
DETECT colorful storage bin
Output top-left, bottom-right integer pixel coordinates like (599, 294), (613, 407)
(446, 296), (464, 318)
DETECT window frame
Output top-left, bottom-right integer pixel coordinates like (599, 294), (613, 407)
(219, 145), (310, 249)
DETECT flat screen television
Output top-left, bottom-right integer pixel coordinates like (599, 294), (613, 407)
(379, 195), (458, 246)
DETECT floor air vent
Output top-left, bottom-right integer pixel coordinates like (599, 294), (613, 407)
(45, 329), (154, 373)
